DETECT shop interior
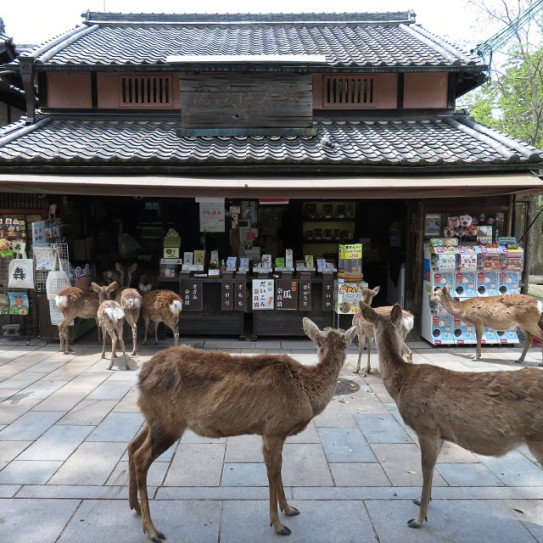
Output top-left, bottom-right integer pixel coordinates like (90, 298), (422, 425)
(60, 195), (409, 306)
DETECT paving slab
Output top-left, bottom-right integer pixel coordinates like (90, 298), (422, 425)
(318, 427), (376, 463)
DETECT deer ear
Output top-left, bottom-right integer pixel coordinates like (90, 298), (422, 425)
(303, 317), (321, 342)
(115, 263), (123, 272)
(359, 301), (378, 322)
(390, 304), (403, 325)
(108, 281), (118, 292)
(372, 286), (381, 295)
(90, 282), (101, 293)
(129, 263), (137, 273)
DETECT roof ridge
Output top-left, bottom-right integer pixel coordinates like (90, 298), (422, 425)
(399, 24), (460, 66)
(83, 11), (416, 25)
(26, 25), (93, 60)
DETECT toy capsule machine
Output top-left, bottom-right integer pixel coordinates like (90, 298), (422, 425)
(453, 316), (477, 345)
(421, 245), (457, 345)
(454, 246), (478, 299)
(498, 244), (523, 295)
(477, 246), (500, 296)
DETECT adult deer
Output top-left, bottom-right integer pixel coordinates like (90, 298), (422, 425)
(141, 289), (183, 347)
(55, 287), (100, 354)
(360, 300), (543, 529)
(430, 286), (543, 364)
(352, 285), (414, 373)
(128, 318), (357, 542)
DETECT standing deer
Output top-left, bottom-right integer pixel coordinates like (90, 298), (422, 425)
(430, 286), (543, 364)
(141, 289), (183, 347)
(115, 263), (142, 356)
(91, 281), (129, 370)
(55, 286), (100, 354)
(352, 285), (414, 373)
(360, 300), (543, 529)
(128, 317), (357, 541)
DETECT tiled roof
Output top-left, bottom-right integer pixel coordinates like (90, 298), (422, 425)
(21, 12), (482, 70)
(0, 113), (540, 173)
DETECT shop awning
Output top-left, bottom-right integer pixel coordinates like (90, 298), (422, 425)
(0, 172), (541, 199)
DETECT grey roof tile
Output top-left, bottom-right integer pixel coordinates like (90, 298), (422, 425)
(20, 12), (482, 70)
(0, 114), (541, 172)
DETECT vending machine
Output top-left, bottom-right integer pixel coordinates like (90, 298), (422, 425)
(477, 246), (501, 297)
(498, 245), (523, 295)
(454, 246), (478, 299)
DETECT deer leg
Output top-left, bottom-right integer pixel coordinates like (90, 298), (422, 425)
(473, 325), (484, 360)
(409, 435), (442, 528)
(95, 317), (101, 344)
(517, 330), (534, 363)
(128, 425), (149, 514)
(263, 435), (293, 535)
(118, 332), (129, 370)
(101, 326), (107, 360)
(109, 335), (117, 370)
(142, 316), (149, 345)
(154, 321), (159, 345)
(365, 335), (373, 374)
(134, 422), (184, 543)
(169, 318), (180, 347)
(354, 333), (363, 373)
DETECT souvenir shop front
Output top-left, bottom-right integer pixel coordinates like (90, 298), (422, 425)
(0, 172), (539, 341)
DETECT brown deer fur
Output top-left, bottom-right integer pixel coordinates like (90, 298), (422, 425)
(360, 300), (543, 529)
(128, 318), (357, 542)
(352, 285), (414, 373)
(115, 263), (142, 356)
(92, 282), (128, 370)
(141, 289), (183, 347)
(431, 287), (543, 363)
(55, 287), (100, 354)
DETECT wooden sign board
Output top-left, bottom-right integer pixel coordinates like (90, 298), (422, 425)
(221, 279), (235, 311)
(275, 279), (298, 311)
(180, 73), (313, 130)
(180, 278), (203, 311)
(322, 275), (334, 312)
(235, 279), (247, 312)
(298, 276), (312, 311)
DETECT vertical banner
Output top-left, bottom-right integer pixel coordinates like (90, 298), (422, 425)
(322, 275), (334, 312)
(221, 279), (235, 311)
(298, 276), (312, 311)
(235, 278), (247, 312)
(180, 278), (203, 311)
(275, 279), (298, 310)
(252, 279), (274, 310)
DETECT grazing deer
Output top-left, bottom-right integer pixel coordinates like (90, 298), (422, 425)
(128, 318), (357, 541)
(360, 300), (543, 529)
(115, 263), (142, 356)
(91, 281), (129, 370)
(430, 286), (543, 364)
(352, 285), (414, 373)
(55, 287), (100, 354)
(141, 289), (183, 347)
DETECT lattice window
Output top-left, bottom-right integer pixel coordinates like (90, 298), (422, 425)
(120, 75), (173, 108)
(323, 75), (375, 108)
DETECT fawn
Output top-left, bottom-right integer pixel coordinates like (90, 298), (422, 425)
(360, 300), (543, 529)
(115, 263), (142, 356)
(352, 285), (414, 373)
(128, 317), (357, 541)
(91, 281), (129, 370)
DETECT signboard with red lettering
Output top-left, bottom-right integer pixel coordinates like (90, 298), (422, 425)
(252, 279), (274, 310)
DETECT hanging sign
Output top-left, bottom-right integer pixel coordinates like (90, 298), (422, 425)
(221, 279), (235, 311)
(298, 276), (312, 311)
(235, 279), (247, 312)
(322, 275), (334, 312)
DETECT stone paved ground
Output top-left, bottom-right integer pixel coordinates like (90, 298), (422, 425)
(1, 333), (543, 542)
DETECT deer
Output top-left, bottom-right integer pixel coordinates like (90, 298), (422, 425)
(128, 317), (357, 542)
(55, 286), (100, 354)
(115, 263), (142, 356)
(359, 300), (543, 530)
(352, 285), (414, 373)
(91, 281), (129, 370)
(141, 289), (183, 347)
(430, 286), (543, 364)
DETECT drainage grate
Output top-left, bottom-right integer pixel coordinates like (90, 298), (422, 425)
(334, 378), (361, 396)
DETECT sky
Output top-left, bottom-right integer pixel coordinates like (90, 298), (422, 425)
(1, 0), (505, 47)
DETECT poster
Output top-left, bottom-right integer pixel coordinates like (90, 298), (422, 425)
(198, 199), (225, 233)
(252, 279), (274, 310)
(8, 291), (29, 315)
